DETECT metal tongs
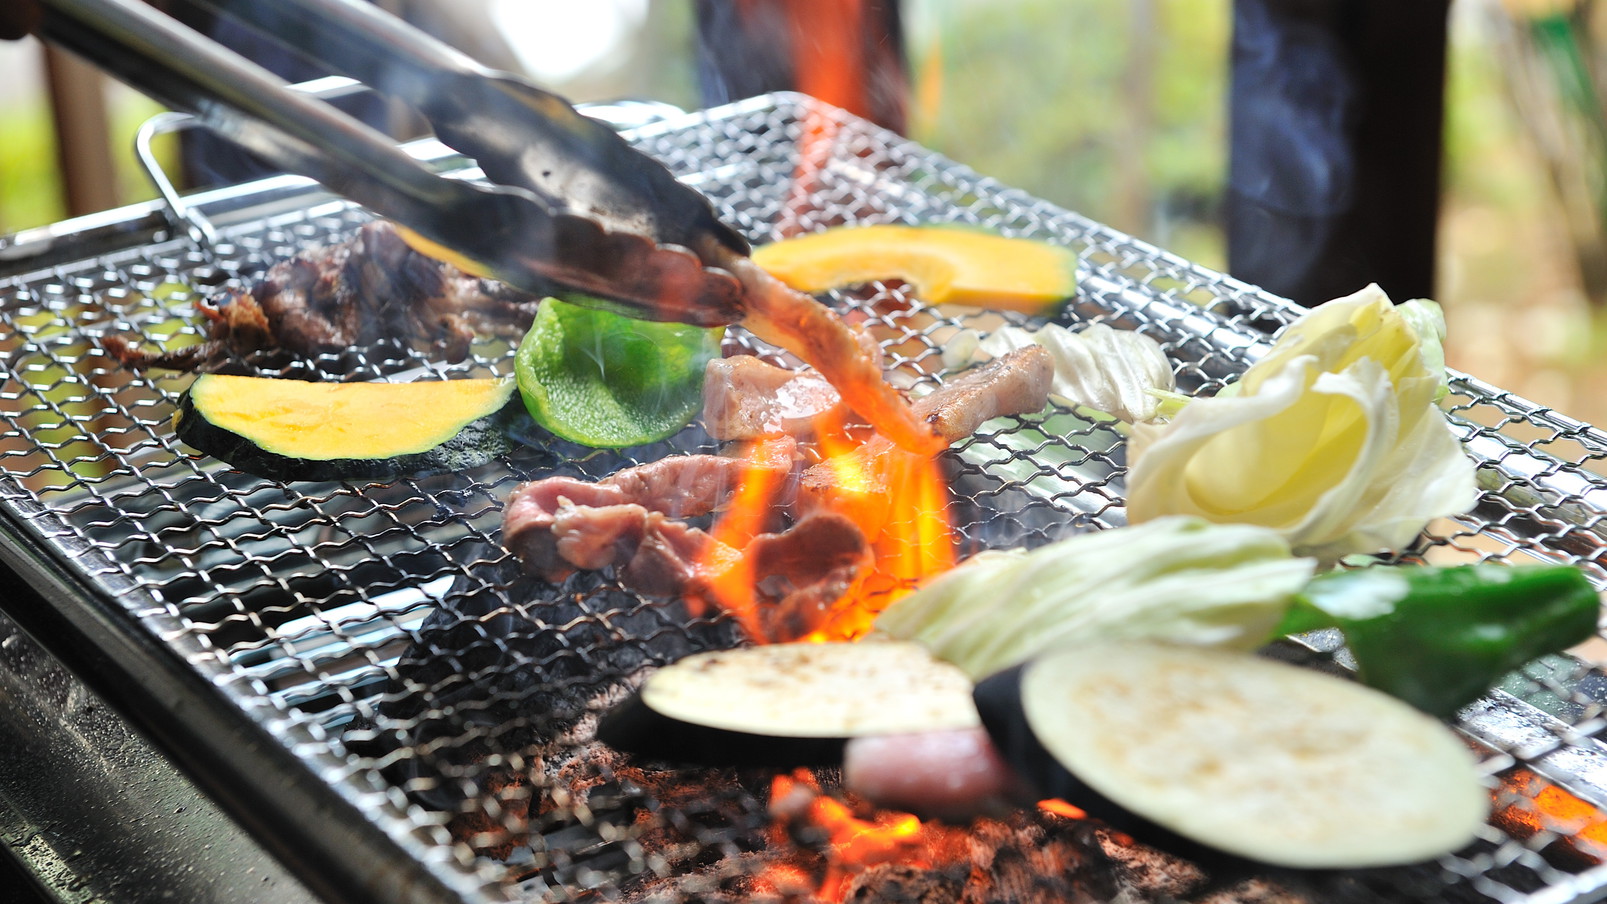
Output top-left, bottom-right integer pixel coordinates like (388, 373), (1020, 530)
(34, 0), (750, 326)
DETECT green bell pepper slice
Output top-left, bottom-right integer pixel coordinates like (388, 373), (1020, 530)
(1276, 564), (1599, 718)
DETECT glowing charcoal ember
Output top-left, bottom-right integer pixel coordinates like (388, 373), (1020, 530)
(764, 769), (976, 901)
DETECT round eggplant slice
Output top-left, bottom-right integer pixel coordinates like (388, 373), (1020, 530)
(975, 642), (1489, 870)
(597, 641), (979, 767)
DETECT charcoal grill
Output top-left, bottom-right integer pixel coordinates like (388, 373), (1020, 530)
(4, 92), (1607, 904)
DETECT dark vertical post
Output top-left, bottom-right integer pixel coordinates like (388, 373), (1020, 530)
(43, 46), (120, 217)
(1226, 0), (1450, 306)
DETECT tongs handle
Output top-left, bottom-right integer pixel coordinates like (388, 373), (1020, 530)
(34, 0), (747, 326)
(37, 0), (475, 225)
(189, 0), (751, 264)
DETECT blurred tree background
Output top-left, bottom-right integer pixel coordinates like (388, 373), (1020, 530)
(0, 0), (1601, 423)
(904, 0), (1230, 269)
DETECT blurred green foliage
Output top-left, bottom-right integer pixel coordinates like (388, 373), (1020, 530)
(0, 98), (64, 233)
(907, 0), (1229, 268)
(0, 84), (170, 235)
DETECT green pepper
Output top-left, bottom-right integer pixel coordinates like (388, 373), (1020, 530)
(1275, 564), (1599, 718)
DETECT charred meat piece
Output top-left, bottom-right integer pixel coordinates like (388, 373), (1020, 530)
(105, 220), (540, 370)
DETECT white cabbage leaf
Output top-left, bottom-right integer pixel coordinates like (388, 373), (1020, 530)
(1124, 284), (1476, 564)
(872, 516), (1316, 679)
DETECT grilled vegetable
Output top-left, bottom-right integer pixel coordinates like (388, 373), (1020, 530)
(514, 296), (723, 448)
(975, 642), (1488, 869)
(173, 374), (517, 481)
(597, 641), (979, 767)
(877, 513), (1595, 716)
(1277, 563), (1599, 717)
(751, 223), (1078, 314)
(1125, 284), (1476, 564)
(872, 517), (1317, 679)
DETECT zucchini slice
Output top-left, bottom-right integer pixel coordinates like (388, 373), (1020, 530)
(975, 642), (1488, 869)
(597, 641), (979, 767)
(174, 374), (518, 482)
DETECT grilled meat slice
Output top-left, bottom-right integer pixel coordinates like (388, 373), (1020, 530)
(732, 256), (943, 455)
(912, 344), (1055, 441)
(502, 437), (869, 640)
(623, 509), (871, 639)
(503, 440), (799, 582)
(702, 355), (848, 441)
(501, 347), (1050, 635)
(105, 220), (540, 370)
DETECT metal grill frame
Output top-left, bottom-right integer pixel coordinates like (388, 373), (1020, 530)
(5, 92), (1607, 904)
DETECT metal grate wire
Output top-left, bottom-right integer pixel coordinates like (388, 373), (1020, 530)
(3, 93), (1607, 903)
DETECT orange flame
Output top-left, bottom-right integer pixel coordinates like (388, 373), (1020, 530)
(804, 439), (955, 642)
(689, 354), (956, 645)
(774, 0), (909, 237)
(695, 436), (795, 641)
(693, 420), (956, 645)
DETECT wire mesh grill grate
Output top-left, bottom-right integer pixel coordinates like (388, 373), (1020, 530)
(4, 93), (1607, 903)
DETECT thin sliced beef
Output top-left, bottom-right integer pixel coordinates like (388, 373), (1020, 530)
(105, 220), (540, 370)
(626, 510), (871, 639)
(536, 498), (868, 640)
(503, 439), (799, 582)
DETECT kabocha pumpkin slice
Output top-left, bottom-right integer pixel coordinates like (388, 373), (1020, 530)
(752, 224), (1078, 313)
(174, 374), (518, 481)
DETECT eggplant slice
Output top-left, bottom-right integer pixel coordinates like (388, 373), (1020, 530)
(975, 642), (1489, 870)
(598, 640), (979, 767)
